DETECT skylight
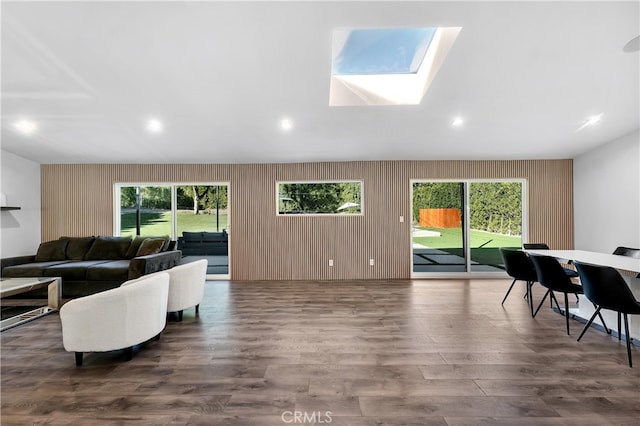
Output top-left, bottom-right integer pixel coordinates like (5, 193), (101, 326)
(333, 28), (437, 75)
(330, 27), (461, 106)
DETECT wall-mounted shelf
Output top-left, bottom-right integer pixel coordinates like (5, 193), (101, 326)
(1, 207), (21, 211)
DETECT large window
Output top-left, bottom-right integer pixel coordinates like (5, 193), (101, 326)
(277, 181), (363, 215)
(411, 180), (525, 275)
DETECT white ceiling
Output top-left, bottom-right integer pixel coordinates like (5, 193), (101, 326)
(1, 1), (638, 164)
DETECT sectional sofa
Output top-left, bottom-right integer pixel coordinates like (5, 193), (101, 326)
(1, 236), (182, 298)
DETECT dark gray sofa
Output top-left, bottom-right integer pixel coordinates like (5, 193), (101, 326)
(1, 236), (182, 298)
(177, 231), (228, 256)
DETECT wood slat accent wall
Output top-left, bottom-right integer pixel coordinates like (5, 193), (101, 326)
(41, 160), (573, 280)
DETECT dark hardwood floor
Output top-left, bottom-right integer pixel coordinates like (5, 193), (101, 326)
(2, 279), (639, 425)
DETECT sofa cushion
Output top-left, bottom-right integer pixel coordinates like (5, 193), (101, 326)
(62, 236), (96, 260)
(35, 240), (69, 262)
(44, 261), (109, 281)
(86, 260), (130, 282)
(2, 261), (70, 278)
(136, 238), (166, 256)
(85, 237), (132, 260)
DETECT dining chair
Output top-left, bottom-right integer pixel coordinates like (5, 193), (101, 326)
(613, 246), (640, 279)
(523, 243), (579, 278)
(499, 248), (537, 315)
(529, 254), (592, 335)
(574, 261), (640, 367)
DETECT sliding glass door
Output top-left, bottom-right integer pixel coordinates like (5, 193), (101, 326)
(412, 182), (467, 272)
(115, 183), (230, 277)
(412, 180), (525, 276)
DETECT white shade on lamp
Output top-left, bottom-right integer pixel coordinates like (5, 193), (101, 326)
(0, 193), (7, 207)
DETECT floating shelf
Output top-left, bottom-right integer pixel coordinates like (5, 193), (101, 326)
(1, 206), (21, 211)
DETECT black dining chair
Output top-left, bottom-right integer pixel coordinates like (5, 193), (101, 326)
(499, 248), (537, 315)
(523, 243), (579, 278)
(612, 246), (640, 259)
(574, 261), (640, 367)
(529, 254), (595, 335)
(613, 246), (640, 279)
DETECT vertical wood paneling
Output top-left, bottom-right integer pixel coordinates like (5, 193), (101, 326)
(41, 159), (573, 281)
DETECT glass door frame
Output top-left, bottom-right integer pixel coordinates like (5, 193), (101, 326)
(410, 178), (528, 278)
(113, 181), (231, 280)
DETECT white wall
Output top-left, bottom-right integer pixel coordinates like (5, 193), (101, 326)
(573, 130), (640, 252)
(0, 149), (41, 257)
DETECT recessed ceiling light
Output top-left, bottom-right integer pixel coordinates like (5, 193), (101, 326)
(146, 118), (164, 133)
(13, 119), (38, 135)
(280, 118), (293, 131)
(451, 117), (464, 127)
(585, 113), (603, 126)
(576, 113), (603, 131)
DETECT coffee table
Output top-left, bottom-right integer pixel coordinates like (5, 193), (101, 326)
(0, 277), (62, 331)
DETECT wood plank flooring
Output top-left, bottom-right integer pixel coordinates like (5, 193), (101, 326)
(2, 279), (639, 425)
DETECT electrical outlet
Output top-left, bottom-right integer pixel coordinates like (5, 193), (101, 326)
(369, 259), (375, 266)
(329, 259), (334, 267)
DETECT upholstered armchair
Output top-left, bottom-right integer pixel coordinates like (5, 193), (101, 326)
(59, 272), (170, 366)
(166, 259), (207, 321)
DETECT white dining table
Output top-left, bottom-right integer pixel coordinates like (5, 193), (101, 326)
(525, 249), (640, 273)
(525, 249), (640, 341)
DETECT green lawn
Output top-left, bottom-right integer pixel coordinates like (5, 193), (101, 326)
(120, 211), (228, 237)
(414, 227), (521, 266)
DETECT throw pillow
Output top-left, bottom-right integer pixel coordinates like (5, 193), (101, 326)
(136, 238), (166, 257)
(125, 236), (148, 259)
(34, 240), (68, 262)
(61, 236), (95, 260)
(85, 236), (132, 260)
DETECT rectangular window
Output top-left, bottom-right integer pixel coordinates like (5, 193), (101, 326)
(277, 181), (363, 215)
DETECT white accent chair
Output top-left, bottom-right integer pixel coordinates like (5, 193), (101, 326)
(59, 272), (170, 366)
(166, 259), (207, 321)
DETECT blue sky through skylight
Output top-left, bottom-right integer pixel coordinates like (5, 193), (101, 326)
(333, 28), (437, 75)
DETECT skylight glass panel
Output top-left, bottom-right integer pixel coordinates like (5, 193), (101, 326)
(333, 28), (437, 75)
(330, 26), (462, 106)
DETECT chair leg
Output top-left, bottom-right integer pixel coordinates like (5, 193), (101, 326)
(501, 279), (517, 305)
(195, 304), (200, 314)
(527, 281), (534, 316)
(533, 290), (550, 317)
(549, 291), (561, 313)
(124, 347), (133, 361)
(623, 313), (633, 368)
(618, 312), (622, 341)
(178, 310), (183, 322)
(75, 352), (83, 367)
(592, 303), (610, 334)
(577, 308), (601, 341)
(564, 292), (570, 335)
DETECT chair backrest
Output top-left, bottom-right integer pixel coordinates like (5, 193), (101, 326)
(60, 272), (170, 352)
(499, 248), (536, 281)
(523, 243), (550, 250)
(574, 261), (640, 313)
(529, 254), (574, 291)
(612, 246), (640, 259)
(166, 259), (207, 312)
